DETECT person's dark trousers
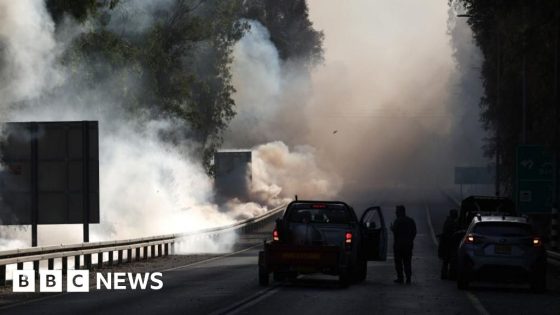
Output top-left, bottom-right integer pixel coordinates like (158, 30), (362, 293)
(441, 258), (449, 279)
(394, 248), (412, 282)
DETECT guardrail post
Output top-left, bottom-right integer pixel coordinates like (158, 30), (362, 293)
(108, 251), (114, 266)
(48, 258), (54, 270)
(552, 206), (559, 251)
(97, 252), (103, 269)
(118, 250), (123, 265)
(33, 261), (39, 279)
(127, 249), (132, 263)
(136, 248), (141, 261)
(62, 257), (68, 275)
(85, 254), (92, 270)
(74, 255), (80, 270)
(0, 265), (5, 286)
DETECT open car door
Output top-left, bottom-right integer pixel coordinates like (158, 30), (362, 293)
(360, 206), (387, 261)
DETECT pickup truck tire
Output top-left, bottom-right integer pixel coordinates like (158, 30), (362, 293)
(352, 259), (367, 283)
(339, 268), (351, 288)
(258, 252), (269, 286)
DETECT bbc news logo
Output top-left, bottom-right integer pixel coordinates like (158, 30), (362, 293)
(13, 270), (163, 292)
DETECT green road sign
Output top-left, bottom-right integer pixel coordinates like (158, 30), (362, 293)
(516, 145), (554, 213)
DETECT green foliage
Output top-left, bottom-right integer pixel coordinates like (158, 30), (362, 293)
(46, 0), (322, 172)
(243, 0), (324, 66)
(453, 0), (559, 194)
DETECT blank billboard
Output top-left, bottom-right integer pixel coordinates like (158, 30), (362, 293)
(0, 121), (99, 225)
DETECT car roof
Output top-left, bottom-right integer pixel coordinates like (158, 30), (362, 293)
(471, 215), (529, 224)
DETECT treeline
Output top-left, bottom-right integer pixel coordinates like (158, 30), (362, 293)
(453, 0), (559, 195)
(45, 0), (323, 169)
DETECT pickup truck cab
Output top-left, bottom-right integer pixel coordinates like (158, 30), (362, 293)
(258, 200), (387, 287)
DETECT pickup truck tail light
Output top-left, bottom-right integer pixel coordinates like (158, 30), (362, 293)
(532, 237), (542, 247)
(273, 229), (279, 241)
(345, 232), (352, 244)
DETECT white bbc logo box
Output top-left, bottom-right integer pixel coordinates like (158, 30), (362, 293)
(13, 270), (90, 292)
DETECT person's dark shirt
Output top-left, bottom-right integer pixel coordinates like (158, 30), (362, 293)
(442, 216), (459, 237)
(391, 216), (417, 249)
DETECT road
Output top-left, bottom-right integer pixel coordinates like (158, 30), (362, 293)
(1, 198), (559, 315)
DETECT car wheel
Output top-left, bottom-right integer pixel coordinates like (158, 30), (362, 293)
(530, 272), (546, 293)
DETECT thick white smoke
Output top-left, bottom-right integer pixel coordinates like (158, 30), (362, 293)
(0, 0), (63, 104)
(0, 1), (249, 253)
(227, 21), (342, 205)
(227, 1), (490, 206)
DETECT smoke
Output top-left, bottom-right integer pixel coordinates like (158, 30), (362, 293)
(0, 0), (63, 104)
(226, 1), (489, 206)
(0, 0), (248, 252)
(0, 0), (490, 252)
(250, 141), (341, 204)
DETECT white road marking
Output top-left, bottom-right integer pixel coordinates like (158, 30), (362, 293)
(209, 286), (281, 315)
(162, 242), (264, 272)
(424, 205), (491, 315)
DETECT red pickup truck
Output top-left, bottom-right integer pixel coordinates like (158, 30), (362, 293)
(258, 200), (387, 287)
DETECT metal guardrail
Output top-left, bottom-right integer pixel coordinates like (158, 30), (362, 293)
(440, 189), (560, 266)
(0, 204), (286, 286)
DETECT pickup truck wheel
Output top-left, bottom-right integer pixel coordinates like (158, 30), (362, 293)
(259, 265), (269, 286)
(353, 259), (367, 283)
(339, 269), (350, 288)
(258, 252), (269, 286)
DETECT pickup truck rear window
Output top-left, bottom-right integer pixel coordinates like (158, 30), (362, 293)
(288, 207), (352, 224)
(473, 222), (533, 237)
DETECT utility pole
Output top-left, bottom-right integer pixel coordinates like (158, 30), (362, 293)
(521, 4), (528, 145)
(495, 13), (501, 197)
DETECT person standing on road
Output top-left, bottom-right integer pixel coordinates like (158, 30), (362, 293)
(439, 209), (459, 279)
(391, 205), (417, 284)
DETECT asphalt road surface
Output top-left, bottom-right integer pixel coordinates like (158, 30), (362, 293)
(1, 198), (559, 315)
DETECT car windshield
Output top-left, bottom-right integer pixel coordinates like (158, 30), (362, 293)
(288, 205), (352, 224)
(473, 222), (533, 237)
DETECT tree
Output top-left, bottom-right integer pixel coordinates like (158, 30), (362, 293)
(452, 0), (559, 194)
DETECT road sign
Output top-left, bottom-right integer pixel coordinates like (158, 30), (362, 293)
(0, 121), (100, 225)
(516, 145), (554, 213)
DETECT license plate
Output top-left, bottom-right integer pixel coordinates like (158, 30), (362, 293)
(281, 252), (321, 260)
(494, 245), (511, 255)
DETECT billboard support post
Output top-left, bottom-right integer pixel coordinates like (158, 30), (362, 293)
(82, 121), (90, 244)
(30, 123), (38, 248)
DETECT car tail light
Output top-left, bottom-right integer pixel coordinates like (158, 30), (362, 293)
(345, 232), (352, 244)
(465, 233), (475, 244)
(273, 229), (279, 241)
(532, 237), (542, 247)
